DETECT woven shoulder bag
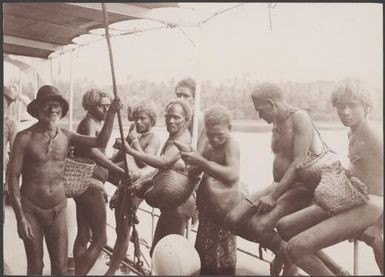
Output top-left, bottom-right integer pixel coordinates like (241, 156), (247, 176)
(296, 121), (340, 189)
(64, 157), (95, 198)
(314, 164), (369, 215)
(144, 168), (200, 210)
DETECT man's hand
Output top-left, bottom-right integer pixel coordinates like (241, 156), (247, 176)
(113, 138), (122, 149)
(17, 217), (34, 240)
(108, 98), (123, 114)
(123, 140), (134, 155)
(180, 150), (203, 166)
(254, 195), (276, 215)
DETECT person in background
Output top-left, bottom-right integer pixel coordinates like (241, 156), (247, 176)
(72, 88), (125, 275)
(3, 86), (18, 210)
(179, 105), (240, 275)
(106, 99), (161, 275)
(174, 78), (207, 154)
(8, 85), (122, 275)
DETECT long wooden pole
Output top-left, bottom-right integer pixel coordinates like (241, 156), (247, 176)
(101, 3), (130, 183)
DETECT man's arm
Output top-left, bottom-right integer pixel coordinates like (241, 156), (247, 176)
(8, 132), (34, 240)
(270, 111), (314, 200)
(125, 140), (180, 169)
(181, 138), (240, 184)
(65, 99), (121, 148)
(77, 119), (124, 174)
(365, 122), (383, 164)
(130, 133), (161, 168)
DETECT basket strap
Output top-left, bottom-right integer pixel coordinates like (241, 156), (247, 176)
(309, 118), (335, 153)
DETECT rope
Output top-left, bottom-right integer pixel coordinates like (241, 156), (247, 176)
(200, 3), (245, 24)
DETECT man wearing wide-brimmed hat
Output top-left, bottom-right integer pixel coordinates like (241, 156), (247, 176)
(7, 85), (122, 275)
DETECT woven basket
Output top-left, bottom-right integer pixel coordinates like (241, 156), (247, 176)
(64, 157), (95, 198)
(144, 169), (199, 209)
(314, 165), (369, 215)
(296, 149), (340, 189)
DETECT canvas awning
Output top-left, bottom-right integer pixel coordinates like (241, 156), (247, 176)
(3, 2), (194, 59)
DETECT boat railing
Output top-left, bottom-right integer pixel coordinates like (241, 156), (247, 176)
(102, 187), (287, 276)
(102, 185), (363, 276)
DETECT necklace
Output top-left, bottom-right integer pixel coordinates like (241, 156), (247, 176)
(37, 125), (59, 153)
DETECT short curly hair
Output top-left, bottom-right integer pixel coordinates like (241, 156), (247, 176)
(250, 82), (283, 104)
(331, 79), (372, 114)
(165, 98), (192, 124)
(204, 105), (232, 128)
(82, 88), (112, 111)
(175, 78), (196, 98)
(132, 99), (158, 126)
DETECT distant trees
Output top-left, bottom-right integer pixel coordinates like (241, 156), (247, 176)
(53, 77), (383, 124)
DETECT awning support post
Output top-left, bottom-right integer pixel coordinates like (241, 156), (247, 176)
(186, 23), (204, 240)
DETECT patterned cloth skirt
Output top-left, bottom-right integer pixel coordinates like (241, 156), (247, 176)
(195, 205), (237, 275)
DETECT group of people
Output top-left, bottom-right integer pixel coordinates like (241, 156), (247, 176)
(4, 78), (383, 276)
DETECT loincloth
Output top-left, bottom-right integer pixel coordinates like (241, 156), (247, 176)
(21, 196), (67, 227)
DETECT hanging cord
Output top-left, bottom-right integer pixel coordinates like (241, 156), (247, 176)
(200, 3), (245, 24)
(267, 3), (277, 31)
(176, 26), (196, 47)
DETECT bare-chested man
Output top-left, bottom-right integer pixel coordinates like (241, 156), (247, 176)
(8, 85), (122, 275)
(275, 80), (383, 275)
(179, 105), (240, 275)
(106, 99), (161, 275)
(222, 82), (324, 274)
(72, 88), (125, 275)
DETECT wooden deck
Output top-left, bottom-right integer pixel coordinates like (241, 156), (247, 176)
(4, 185), (381, 276)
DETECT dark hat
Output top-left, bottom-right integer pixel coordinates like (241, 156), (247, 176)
(3, 86), (17, 103)
(27, 85), (69, 118)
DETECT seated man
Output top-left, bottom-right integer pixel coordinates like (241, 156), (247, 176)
(8, 85), (122, 275)
(276, 79), (383, 275)
(106, 99), (161, 275)
(179, 105), (240, 275)
(222, 82), (324, 274)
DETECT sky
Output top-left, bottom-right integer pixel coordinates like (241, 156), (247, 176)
(4, 3), (383, 90)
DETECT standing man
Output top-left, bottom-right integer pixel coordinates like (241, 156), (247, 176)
(73, 88), (125, 275)
(8, 85), (122, 275)
(223, 82), (324, 275)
